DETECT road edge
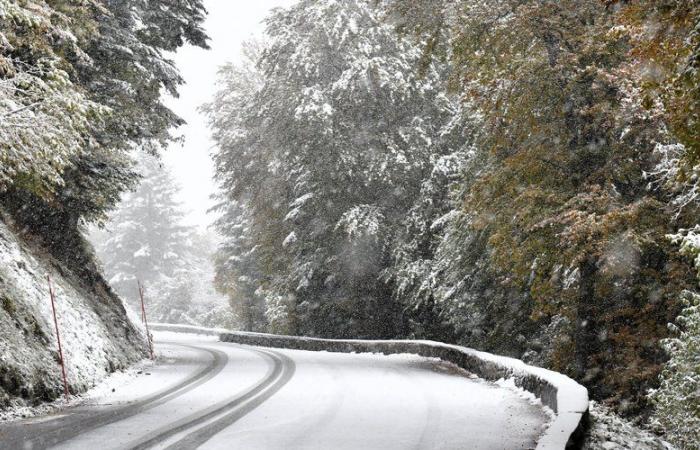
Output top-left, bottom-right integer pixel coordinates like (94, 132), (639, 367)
(151, 323), (589, 450)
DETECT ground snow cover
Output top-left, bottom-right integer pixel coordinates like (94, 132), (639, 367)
(582, 401), (675, 450)
(202, 344), (550, 449)
(2, 327), (553, 449)
(150, 323), (229, 336)
(150, 330), (220, 342)
(6, 321), (667, 450)
(379, 352), (556, 428)
(496, 377), (556, 420)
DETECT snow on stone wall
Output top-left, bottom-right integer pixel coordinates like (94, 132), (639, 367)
(0, 217), (147, 409)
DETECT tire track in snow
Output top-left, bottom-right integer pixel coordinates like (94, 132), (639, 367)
(128, 346), (295, 450)
(410, 362), (444, 450)
(0, 342), (227, 450)
(281, 353), (348, 449)
(371, 357), (442, 450)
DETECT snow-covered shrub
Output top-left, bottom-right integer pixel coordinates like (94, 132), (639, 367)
(582, 401), (670, 450)
(653, 297), (700, 446)
(648, 290), (700, 449)
(645, 227), (700, 449)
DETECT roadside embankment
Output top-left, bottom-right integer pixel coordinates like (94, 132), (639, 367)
(0, 214), (146, 412)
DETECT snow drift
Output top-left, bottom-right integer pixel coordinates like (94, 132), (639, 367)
(0, 214), (146, 411)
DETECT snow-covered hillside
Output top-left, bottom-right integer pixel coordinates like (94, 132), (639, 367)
(0, 213), (147, 411)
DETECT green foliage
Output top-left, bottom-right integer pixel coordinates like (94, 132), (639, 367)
(610, 1), (700, 162)
(1, 0), (208, 227)
(0, 0), (107, 197)
(0, 294), (14, 315)
(204, 1), (698, 417)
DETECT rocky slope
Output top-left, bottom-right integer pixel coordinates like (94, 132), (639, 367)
(0, 212), (146, 410)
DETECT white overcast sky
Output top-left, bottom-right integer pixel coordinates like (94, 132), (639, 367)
(163, 0), (297, 229)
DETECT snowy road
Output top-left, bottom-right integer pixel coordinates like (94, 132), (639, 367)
(0, 332), (550, 449)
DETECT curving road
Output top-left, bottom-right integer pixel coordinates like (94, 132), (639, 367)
(0, 331), (549, 450)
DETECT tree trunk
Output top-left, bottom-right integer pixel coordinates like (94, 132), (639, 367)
(575, 255), (598, 381)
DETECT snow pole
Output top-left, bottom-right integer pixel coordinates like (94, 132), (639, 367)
(138, 280), (155, 360)
(47, 275), (70, 400)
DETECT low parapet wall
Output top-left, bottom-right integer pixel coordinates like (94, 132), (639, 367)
(150, 323), (589, 450)
(151, 323), (225, 336)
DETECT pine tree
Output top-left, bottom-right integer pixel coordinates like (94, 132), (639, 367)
(95, 155), (193, 309)
(92, 155), (234, 327)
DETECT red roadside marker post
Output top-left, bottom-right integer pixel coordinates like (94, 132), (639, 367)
(47, 275), (69, 400)
(138, 280), (155, 360)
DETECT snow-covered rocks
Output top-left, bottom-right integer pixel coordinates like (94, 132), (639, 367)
(582, 402), (673, 450)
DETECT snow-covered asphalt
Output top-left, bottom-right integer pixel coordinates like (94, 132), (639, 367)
(0, 331), (550, 449)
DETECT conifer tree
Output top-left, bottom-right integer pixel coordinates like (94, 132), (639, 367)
(95, 155), (193, 308)
(206, 0), (463, 338)
(1, 0), (209, 274)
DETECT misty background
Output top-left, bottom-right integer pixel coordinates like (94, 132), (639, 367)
(163, 0), (296, 229)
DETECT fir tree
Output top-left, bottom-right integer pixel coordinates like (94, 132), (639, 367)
(95, 155), (193, 309)
(92, 155), (234, 327)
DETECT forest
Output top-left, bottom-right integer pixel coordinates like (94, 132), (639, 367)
(1, 0), (699, 448)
